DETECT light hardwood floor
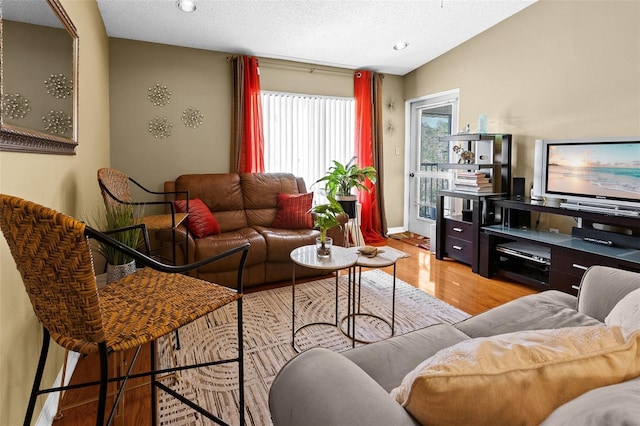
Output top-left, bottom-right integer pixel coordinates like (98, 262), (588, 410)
(53, 238), (537, 425)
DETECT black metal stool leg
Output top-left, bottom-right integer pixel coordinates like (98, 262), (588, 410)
(237, 297), (245, 425)
(97, 343), (108, 426)
(151, 340), (158, 426)
(24, 328), (50, 426)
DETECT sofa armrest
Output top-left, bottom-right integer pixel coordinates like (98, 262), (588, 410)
(269, 348), (418, 426)
(577, 266), (640, 321)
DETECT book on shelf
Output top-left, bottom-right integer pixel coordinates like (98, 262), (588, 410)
(454, 179), (491, 187)
(454, 185), (495, 193)
(456, 171), (487, 179)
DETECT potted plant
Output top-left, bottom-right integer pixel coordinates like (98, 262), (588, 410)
(309, 196), (345, 258)
(92, 204), (142, 283)
(314, 156), (377, 218)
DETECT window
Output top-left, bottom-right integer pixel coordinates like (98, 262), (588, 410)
(261, 91), (355, 195)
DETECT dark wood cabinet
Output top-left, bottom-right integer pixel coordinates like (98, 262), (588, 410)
(435, 134), (512, 273)
(436, 191), (495, 273)
(483, 198), (640, 295)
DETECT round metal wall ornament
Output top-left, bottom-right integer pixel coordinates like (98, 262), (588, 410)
(148, 116), (173, 139)
(2, 93), (31, 119)
(182, 107), (204, 128)
(147, 83), (172, 106)
(44, 74), (73, 99)
(42, 110), (72, 135)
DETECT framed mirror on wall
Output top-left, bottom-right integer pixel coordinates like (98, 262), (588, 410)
(0, 0), (78, 155)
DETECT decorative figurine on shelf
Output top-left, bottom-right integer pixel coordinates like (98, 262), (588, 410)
(452, 145), (474, 164)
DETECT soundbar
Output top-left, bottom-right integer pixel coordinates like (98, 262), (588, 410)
(560, 202), (640, 217)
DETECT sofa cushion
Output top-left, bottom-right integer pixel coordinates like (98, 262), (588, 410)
(241, 173), (300, 227)
(174, 199), (220, 238)
(271, 192), (313, 229)
(540, 376), (640, 426)
(175, 174), (248, 232)
(455, 290), (600, 338)
(344, 323), (470, 392)
(391, 325), (640, 426)
(605, 287), (640, 339)
(258, 227), (319, 263)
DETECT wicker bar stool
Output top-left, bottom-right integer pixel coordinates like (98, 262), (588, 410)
(97, 167), (189, 265)
(0, 194), (249, 426)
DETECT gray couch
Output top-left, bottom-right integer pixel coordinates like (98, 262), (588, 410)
(269, 266), (640, 425)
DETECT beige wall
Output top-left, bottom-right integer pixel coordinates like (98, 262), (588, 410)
(405, 0), (640, 187)
(0, 0), (110, 423)
(404, 0), (640, 232)
(109, 41), (406, 225)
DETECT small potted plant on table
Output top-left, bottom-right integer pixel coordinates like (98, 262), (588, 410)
(310, 197), (344, 258)
(314, 156), (377, 218)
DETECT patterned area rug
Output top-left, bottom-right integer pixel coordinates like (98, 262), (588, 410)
(156, 269), (469, 425)
(389, 231), (430, 251)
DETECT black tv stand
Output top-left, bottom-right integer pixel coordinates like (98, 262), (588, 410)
(481, 197), (640, 295)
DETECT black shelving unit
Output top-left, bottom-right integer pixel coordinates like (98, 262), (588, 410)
(434, 134), (512, 272)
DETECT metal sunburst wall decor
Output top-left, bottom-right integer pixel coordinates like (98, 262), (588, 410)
(182, 107), (204, 129)
(44, 74), (73, 99)
(2, 93), (31, 119)
(149, 116), (173, 139)
(42, 110), (72, 135)
(148, 83), (172, 106)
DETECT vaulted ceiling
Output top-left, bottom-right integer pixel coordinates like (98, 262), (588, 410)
(95, 0), (537, 76)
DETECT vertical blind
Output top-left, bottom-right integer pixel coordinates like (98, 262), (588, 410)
(261, 91), (355, 197)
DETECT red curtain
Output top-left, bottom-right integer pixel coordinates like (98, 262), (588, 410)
(354, 71), (385, 243)
(239, 56), (265, 173)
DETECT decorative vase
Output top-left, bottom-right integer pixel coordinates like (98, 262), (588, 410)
(316, 236), (333, 258)
(106, 260), (136, 284)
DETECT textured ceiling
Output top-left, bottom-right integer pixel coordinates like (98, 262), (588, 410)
(95, 0), (536, 76)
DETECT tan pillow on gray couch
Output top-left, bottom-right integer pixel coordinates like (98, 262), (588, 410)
(391, 325), (640, 426)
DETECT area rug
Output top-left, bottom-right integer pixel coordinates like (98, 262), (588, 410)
(156, 269), (469, 425)
(389, 230), (430, 251)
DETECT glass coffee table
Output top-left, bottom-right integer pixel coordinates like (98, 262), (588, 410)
(290, 245), (358, 352)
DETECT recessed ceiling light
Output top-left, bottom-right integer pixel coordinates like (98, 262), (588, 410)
(177, 0), (196, 12)
(393, 42), (409, 51)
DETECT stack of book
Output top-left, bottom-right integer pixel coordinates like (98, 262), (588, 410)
(454, 172), (493, 193)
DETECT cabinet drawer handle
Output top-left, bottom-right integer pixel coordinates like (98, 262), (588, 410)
(452, 245), (463, 250)
(572, 263), (588, 271)
(452, 227), (463, 232)
(571, 285), (580, 291)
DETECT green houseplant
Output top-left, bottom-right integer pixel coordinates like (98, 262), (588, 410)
(309, 196), (344, 257)
(92, 204), (143, 282)
(314, 156), (377, 198)
(314, 156), (377, 218)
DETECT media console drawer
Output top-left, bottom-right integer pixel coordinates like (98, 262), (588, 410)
(444, 219), (472, 241)
(445, 236), (473, 264)
(551, 247), (635, 295)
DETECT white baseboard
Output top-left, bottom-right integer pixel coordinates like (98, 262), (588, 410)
(387, 226), (405, 235)
(36, 351), (80, 426)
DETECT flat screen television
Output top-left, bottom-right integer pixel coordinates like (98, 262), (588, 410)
(534, 136), (640, 213)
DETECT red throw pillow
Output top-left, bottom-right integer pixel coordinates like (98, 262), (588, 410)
(174, 199), (221, 238)
(272, 192), (314, 229)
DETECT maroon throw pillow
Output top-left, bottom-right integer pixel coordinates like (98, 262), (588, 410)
(174, 199), (221, 238)
(271, 192), (314, 229)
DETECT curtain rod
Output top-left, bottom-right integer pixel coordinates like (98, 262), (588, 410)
(228, 57), (354, 77)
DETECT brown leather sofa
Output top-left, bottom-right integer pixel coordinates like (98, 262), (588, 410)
(160, 173), (346, 288)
